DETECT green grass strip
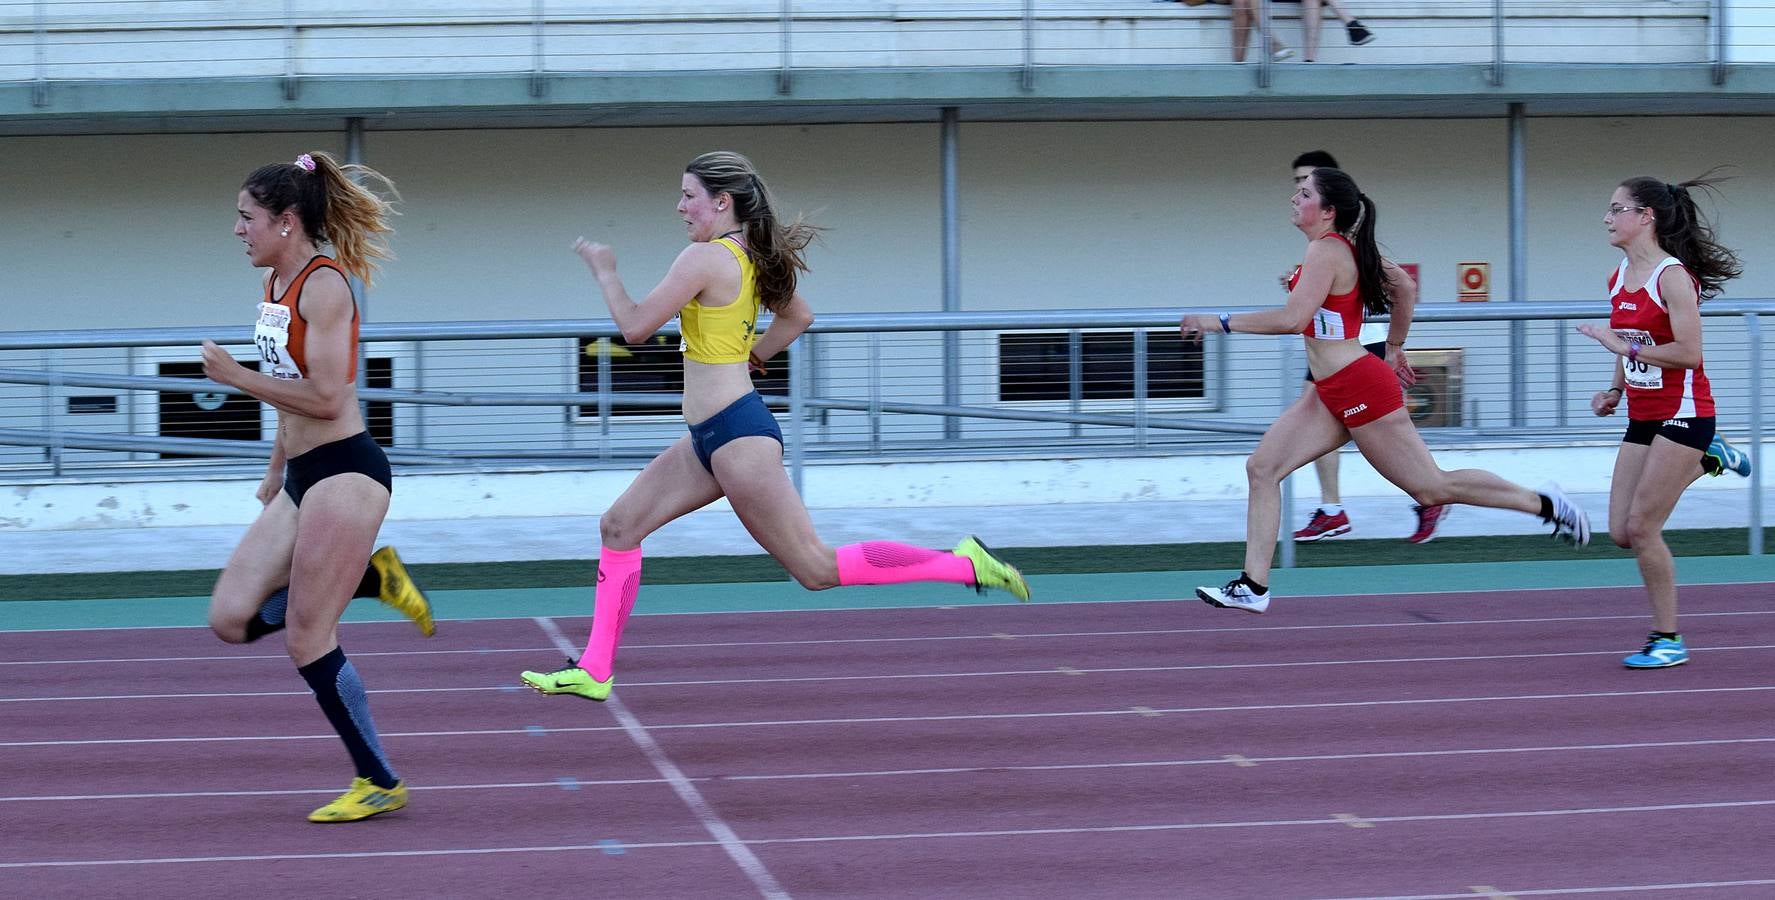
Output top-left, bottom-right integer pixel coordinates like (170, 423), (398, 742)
(1, 527), (1767, 602)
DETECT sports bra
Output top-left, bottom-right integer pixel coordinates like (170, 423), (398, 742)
(679, 236), (760, 364)
(1287, 232), (1365, 341)
(253, 256), (357, 381)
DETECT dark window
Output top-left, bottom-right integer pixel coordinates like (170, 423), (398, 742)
(157, 361), (261, 459)
(998, 331), (1204, 402)
(365, 356), (394, 447)
(576, 336), (791, 418)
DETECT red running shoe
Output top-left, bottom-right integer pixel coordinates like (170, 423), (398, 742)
(1407, 504), (1450, 544)
(1293, 508), (1352, 543)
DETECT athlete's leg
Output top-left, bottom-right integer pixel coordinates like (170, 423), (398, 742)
(1621, 439), (1706, 634)
(285, 473), (402, 808)
(1607, 441), (1651, 549)
(1349, 410), (1542, 513)
(1243, 389), (1351, 586)
(208, 492), (297, 644)
(1313, 451), (1341, 506)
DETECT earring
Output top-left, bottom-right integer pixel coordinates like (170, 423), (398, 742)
(280, 228), (290, 237)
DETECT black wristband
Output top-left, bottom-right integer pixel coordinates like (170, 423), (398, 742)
(1604, 386), (1623, 395)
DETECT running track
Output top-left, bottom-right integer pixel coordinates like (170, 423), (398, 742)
(4, 579), (1775, 899)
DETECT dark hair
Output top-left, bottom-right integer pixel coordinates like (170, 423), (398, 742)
(242, 151), (398, 287)
(1309, 167), (1388, 316)
(1619, 170), (1741, 301)
(685, 151), (821, 313)
(1292, 150), (1339, 170)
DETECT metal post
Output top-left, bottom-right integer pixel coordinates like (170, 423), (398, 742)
(1278, 336), (1294, 569)
(1490, 0), (1505, 86)
(868, 333), (882, 454)
(778, 0), (793, 94)
(597, 338), (612, 461)
(1133, 330), (1149, 451)
(530, 0), (548, 98)
(282, 0), (300, 100)
(789, 338), (807, 495)
(1021, 0), (1035, 92)
(1256, 0), (1273, 89)
(45, 349), (64, 476)
(1068, 330), (1083, 440)
(1507, 103), (1528, 427)
(346, 119), (370, 423)
(940, 108), (962, 441)
(1711, 0), (1727, 86)
(1554, 319), (1567, 427)
(413, 342), (427, 452)
(1749, 313), (1764, 555)
(32, 0), (48, 107)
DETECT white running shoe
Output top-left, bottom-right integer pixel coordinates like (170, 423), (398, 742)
(1196, 579), (1271, 614)
(1540, 482), (1591, 547)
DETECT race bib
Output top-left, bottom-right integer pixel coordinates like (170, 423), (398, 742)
(254, 302), (302, 380)
(1615, 329), (1661, 390)
(1309, 307), (1348, 340)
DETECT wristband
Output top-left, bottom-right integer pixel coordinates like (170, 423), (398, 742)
(1604, 386), (1623, 396)
(1386, 341), (1405, 348)
(1627, 340), (1642, 363)
(1219, 313), (1232, 334)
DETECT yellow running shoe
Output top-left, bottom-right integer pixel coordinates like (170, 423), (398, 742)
(953, 535), (1031, 602)
(308, 777), (407, 823)
(369, 546), (435, 637)
(520, 659), (613, 701)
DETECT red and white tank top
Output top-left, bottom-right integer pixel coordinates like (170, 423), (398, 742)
(1288, 233), (1365, 341)
(1607, 256), (1712, 420)
(253, 256), (358, 381)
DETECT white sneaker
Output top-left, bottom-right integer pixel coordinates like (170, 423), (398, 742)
(1197, 579), (1271, 614)
(1540, 482), (1591, 547)
(1272, 47), (1295, 62)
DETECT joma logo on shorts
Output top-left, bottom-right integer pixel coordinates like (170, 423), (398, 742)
(1343, 404), (1368, 417)
(1662, 419), (1689, 428)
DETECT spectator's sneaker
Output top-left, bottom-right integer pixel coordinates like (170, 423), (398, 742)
(1406, 504), (1451, 544)
(369, 546), (435, 637)
(1702, 433), (1751, 478)
(521, 659), (614, 701)
(1623, 634), (1689, 669)
(308, 778), (407, 823)
(1272, 47), (1295, 61)
(1293, 507), (1352, 543)
(954, 535), (1032, 601)
(1196, 579), (1270, 614)
(1345, 20), (1375, 46)
(1540, 483), (1591, 547)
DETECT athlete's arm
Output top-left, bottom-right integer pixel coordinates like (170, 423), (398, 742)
(1636, 268), (1705, 370)
(1230, 238), (1345, 335)
(749, 292), (814, 364)
(576, 237), (712, 344)
(1379, 259), (1416, 348)
(201, 267), (357, 420)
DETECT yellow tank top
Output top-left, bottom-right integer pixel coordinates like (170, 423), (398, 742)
(679, 236), (760, 364)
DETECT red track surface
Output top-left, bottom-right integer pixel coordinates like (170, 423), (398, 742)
(4, 584), (1775, 899)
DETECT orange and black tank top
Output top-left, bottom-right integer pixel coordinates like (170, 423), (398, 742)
(1286, 232), (1366, 341)
(253, 256), (358, 381)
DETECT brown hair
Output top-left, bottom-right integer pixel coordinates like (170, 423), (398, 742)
(685, 151), (820, 312)
(242, 151), (399, 287)
(1619, 170), (1741, 301)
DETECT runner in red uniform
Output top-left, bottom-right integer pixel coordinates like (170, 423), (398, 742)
(1575, 173), (1744, 669)
(1182, 167), (1591, 615)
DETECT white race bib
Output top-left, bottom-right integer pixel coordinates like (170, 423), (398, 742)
(254, 302), (302, 380)
(1615, 329), (1661, 390)
(1309, 307), (1349, 340)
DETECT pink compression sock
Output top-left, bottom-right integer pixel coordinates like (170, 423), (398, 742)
(580, 545), (643, 682)
(835, 542), (976, 587)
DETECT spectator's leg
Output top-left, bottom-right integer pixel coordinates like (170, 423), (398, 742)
(1229, 0), (1252, 62)
(1302, 0), (1323, 61)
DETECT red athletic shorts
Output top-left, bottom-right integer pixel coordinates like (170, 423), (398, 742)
(1313, 352), (1403, 428)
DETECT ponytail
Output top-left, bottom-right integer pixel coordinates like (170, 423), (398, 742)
(242, 150), (399, 287)
(1311, 168), (1391, 316)
(686, 151), (822, 312)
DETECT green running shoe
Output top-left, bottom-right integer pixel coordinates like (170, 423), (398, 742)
(954, 535), (1031, 602)
(520, 659), (613, 701)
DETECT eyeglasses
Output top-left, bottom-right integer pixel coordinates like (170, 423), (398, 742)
(1605, 205), (1648, 219)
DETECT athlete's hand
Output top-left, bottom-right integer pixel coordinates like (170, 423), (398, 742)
(1574, 323), (1625, 355)
(1591, 389), (1622, 417)
(1386, 346), (1418, 386)
(1178, 314), (1215, 343)
(200, 340), (243, 387)
(256, 470), (284, 506)
(573, 237), (617, 276)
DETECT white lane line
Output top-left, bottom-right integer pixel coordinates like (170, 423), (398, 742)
(5, 735), (1773, 802)
(7, 608), (1775, 667)
(1318, 878), (1775, 899)
(3, 798), (1773, 870)
(11, 644), (1775, 704)
(532, 615), (790, 900)
(7, 684), (1775, 748)
(7, 736), (1773, 803)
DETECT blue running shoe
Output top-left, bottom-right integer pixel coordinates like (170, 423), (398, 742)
(1702, 433), (1751, 478)
(1623, 633), (1688, 669)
